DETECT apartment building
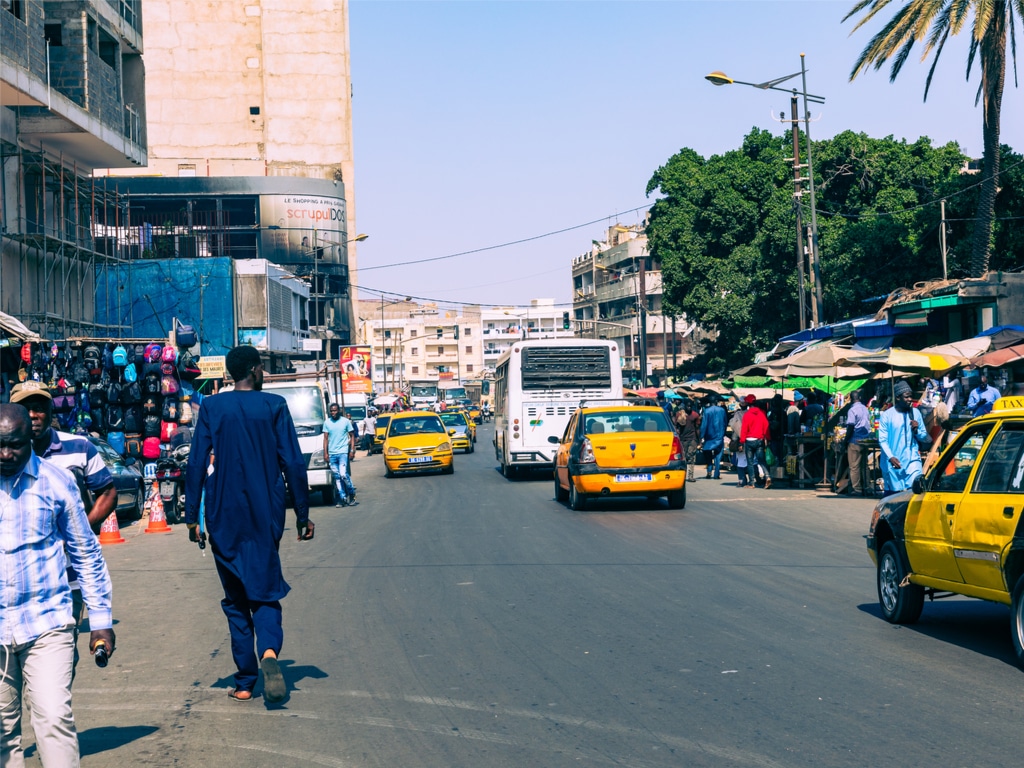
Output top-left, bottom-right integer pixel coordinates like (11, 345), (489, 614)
(103, 0), (359, 351)
(571, 224), (692, 384)
(480, 298), (575, 372)
(356, 300), (484, 393)
(1, 0), (147, 340)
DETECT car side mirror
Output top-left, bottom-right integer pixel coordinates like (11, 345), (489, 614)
(547, 435), (560, 444)
(912, 475), (925, 495)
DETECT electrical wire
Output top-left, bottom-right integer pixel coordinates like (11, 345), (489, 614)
(354, 205), (651, 272)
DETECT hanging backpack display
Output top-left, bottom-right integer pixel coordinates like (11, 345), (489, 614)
(20, 343), (32, 365)
(142, 395), (160, 416)
(179, 399), (194, 425)
(144, 343), (163, 363)
(160, 420), (179, 442)
(106, 405), (125, 432)
(112, 345), (128, 366)
(89, 381), (107, 408)
(124, 362), (138, 383)
(102, 344), (114, 372)
(161, 397), (179, 422)
(121, 380), (142, 405)
(106, 379), (123, 406)
(123, 404), (143, 434)
(143, 414), (161, 438)
(125, 435), (143, 459)
(83, 345), (101, 371)
(175, 321), (198, 349)
(161, 374), (179, 396)
(161, 345), (177, 364)
(106, 431), (126, 456)
(143, 373), (161, 396)
(143, 436), (161, 460)
(177, 351), (202, 381)
(170, 426), (192, 449)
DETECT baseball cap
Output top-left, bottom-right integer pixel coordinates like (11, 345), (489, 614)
(10, 381), (52, 404)
(744, 394), (756, 404)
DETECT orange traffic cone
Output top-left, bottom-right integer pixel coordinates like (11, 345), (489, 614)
(98, 511), (125, 545)
(144, 482), (172, 534)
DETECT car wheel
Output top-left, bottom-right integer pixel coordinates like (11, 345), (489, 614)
(443, 462), (455, 475)
(1011, 575), (1024, 667)
(667, 487), (686, 510)
(134, 483), (145, 520)
(554, 471), (569, 503)
(385, 464), (394, 478)
(877, 541), (924, 624)
(568, 478), (587, 511)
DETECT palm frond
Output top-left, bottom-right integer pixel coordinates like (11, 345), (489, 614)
(1011, 3), (1020, 86)
(844, 0), (898, 31)
(924, 26), (952, 97)
(949, 0), (974, 33)
(891, 37), (919, 79)
(851, 5), (925, 77)
(922, 2), (954, 57)
(967, 33), (981, 82)
(973, 0), (996, 41)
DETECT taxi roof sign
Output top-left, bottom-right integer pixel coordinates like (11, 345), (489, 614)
(993, 396), (1024, 411)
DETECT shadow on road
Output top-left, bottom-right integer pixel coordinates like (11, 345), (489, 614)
(857, 600), (1020, 667)
(78, 725), (160, 756)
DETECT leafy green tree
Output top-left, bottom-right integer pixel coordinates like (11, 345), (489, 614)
(844, 0), (1024, 277)
(646, 129), (990, 372)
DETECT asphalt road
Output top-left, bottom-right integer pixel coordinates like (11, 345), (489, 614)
(52, 422), (1023, 767)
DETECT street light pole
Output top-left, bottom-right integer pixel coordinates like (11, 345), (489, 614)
(706, 55), (826, 327)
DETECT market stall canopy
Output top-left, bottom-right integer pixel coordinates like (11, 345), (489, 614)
(838, 347), (960, 374)
(731, 375), (866, 396)
(675, 380), (732, 397)
(763, 344), (871, 380)
(979, 325), (1024, 350)
(919, 337), (993, 365)
(972, 343), (1024, 369)
(0, 311), (40, 342)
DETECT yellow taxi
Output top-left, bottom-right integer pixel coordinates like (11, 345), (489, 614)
(383, 411), (454, 477)
(439, 410), (475, 453)
(550, 404), (685, 511)
(371, 414), (391, 454)
(867, 397), (1024, 665)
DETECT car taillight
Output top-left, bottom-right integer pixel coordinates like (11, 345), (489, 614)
(670, 435), (682, 462)
(580, 438), (596, 464)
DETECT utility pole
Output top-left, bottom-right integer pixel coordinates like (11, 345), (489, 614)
(800, 54), (825, 327)
(788, 100), (809, 330)
(940, 199), (948, 280)
(638, 255), (648, 387)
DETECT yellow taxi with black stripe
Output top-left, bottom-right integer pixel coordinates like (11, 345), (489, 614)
(439, 410), (475, 453)
(868, 396), (1024, 665)
(550, 404), (685, 511)
(383, 411), (454, 477)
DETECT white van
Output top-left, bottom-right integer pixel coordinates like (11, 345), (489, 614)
(220, 379), (333, 503)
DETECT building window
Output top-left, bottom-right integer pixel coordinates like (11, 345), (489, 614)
(385, 348), (391, 357)
(44, 23), (62, 45)
(410, 347), (418, 356)
(410, 329), (417, 337)
(465, 346), (472, 354)
(464, 327), (472, 336)
(412, 366), (419, 374)
(438, 346), (444, 354)
(4, 1), (25, 21)
(466, 364), (474, 373)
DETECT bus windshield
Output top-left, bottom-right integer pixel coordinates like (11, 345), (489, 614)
(520, 346), (612, 391)
(411, 385), (437, 398)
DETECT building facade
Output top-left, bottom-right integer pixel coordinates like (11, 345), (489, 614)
(103, 0), (359, 346)
(480, 299), (575, 372)
(2, 0), (147, 340)
(572, 224), (693, 384)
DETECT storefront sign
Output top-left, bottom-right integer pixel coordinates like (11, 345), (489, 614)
(198, 356), (226, 379)
(339, 345), (372, 394)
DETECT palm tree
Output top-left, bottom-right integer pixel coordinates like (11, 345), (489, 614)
(844, 0), (1022, 277)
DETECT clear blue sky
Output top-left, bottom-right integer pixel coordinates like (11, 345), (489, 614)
(349, 0), (1021, 309)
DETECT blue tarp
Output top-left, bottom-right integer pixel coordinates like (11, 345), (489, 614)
(95, 257), (235, 354)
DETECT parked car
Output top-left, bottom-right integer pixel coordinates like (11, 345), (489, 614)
(89, 437), (146, 521)
(383, 411), (454, 477)
(440, 410), (474, 453)
(550, 404), (685, 511)
(866, 396), (1024, 665)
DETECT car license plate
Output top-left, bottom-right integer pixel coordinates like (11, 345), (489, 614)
(615, 473), (652, 483)
(408, 456), (432, 464)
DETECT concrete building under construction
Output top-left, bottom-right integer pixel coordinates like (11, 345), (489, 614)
(1, 0), (148, 341)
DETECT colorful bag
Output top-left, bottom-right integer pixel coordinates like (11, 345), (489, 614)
(142, 436), (161, 460)
(106, 431), (126, 455)
(112, 345), (128, 366)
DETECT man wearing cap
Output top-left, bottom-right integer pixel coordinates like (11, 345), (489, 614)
(740, 394), (772, 489)
(10, 382), (116, 672)
(0, 403), (115, 767)
(878, 380), (929, 495)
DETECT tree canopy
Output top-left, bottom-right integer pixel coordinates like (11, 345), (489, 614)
(645, 128), (1023, 373)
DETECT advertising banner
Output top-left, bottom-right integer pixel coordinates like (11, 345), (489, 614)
(258, 194), (348, 264)
(339, 345), (372, 394)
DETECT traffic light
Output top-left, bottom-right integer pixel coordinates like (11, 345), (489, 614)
(562, 311), (571, 330)
(436, 328), (443, 339)
(453, 326), (460, 340)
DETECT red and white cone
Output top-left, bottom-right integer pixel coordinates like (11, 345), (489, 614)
(98, 511), (125, 545)
(144, 482), (172, 534)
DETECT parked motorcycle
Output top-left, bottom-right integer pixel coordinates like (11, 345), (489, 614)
(155, 444), (190, 523)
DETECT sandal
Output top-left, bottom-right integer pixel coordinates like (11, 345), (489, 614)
(228, 688), (256, 702)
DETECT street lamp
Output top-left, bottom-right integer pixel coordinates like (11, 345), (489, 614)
(380, 294), (411, 392)
(706, 54), (826, 327)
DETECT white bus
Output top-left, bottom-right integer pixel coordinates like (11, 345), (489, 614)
(493, 339), (623, 478)
(407, 380), (439, 408)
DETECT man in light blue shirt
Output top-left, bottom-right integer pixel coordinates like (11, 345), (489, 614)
(323, 403), (356, 506)
(0, 404), (114, 768)
(879, 381), (930, 495)
(966, 373), (1000, 417)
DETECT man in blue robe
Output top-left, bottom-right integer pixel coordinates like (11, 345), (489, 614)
(878, 380), (929, 495)
(699, 395), (727, 480)
(184, 346), (313, 704)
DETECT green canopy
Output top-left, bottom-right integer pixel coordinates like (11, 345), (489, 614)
(730, 375), (867, 395)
